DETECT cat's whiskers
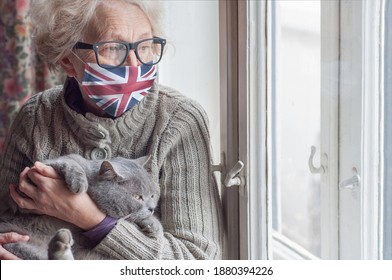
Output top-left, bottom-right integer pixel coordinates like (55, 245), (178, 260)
(120, 213), (135, 221)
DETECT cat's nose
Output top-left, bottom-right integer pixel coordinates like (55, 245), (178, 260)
(148, 208), (154, 214)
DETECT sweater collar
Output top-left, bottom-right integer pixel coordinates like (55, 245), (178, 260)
(64, 77), (86, 115)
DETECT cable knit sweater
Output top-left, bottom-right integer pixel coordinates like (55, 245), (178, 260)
(0, 82), (224, 259)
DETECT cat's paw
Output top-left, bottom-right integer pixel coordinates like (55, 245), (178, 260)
(48, 229), (75, 260)
(61, 166), (88, 193)
(46, 161), (88, 193)
(138, 216), (163, 237)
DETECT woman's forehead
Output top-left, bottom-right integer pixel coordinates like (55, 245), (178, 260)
(85, 2), (153, 43)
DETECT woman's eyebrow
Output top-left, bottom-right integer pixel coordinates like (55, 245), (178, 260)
(98, 31), (153, 43)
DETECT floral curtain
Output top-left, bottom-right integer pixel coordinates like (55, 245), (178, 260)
(0, 0), (65, 154)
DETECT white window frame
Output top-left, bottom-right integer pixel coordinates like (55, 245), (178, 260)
(319, 0), (340, 260)
(238, 0), (270, 260)
(338, 0), (384, 260)
(219, 0), (270, 259)
(383, 0), (392, 260)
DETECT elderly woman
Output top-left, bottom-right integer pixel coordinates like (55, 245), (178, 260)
(0, 0), (223, 259)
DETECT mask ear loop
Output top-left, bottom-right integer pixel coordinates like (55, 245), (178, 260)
(71, 49), (86, 64)
(70, 50), (86, 84)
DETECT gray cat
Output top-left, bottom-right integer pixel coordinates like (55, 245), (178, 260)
(0, 154), (162, 260)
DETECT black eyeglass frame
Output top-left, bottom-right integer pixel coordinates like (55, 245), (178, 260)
(73, 37), (166, 68)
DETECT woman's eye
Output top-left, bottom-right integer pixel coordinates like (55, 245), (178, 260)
(138, 43), (152, 53)
(139, 46), (150, 52)
(104, 47), (117, 53)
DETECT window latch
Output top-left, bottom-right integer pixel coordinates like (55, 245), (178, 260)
(339, 172), (361, 190)
(211, 153), (245, 188)
(223, 160), (244, 188)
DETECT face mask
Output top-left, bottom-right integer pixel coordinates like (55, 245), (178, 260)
(78, 63), (157, 117)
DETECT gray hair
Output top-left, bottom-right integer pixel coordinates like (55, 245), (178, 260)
(29, 0), (164, 71)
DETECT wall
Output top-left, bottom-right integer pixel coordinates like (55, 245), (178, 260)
(159, 1), (221, 164)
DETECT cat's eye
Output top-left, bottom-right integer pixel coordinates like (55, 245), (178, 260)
(133, 194), (142, 200)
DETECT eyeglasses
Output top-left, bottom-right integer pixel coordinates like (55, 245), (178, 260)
(73, 37), (166, 68)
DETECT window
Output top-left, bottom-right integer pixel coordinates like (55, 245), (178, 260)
(219, 0), (385, 259)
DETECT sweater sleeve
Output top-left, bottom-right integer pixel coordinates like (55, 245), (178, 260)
(0, 97), (38, 215)
(94, 99), (224, 259)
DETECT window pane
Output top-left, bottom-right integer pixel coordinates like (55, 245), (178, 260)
(272, 1), (321, 257)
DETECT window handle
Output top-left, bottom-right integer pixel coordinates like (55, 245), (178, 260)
(211, 153), (245, 188)
(339, 173), (361, 190)
(308, 146), (325, 174)
(224, 161), (244, 188)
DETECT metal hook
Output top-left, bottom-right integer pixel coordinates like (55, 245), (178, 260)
(308, 146), (325, 174)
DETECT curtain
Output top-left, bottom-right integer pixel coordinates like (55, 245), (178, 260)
(0, 0), (65, 154)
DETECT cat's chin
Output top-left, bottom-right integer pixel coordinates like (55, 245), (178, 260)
(120, 211), (153, 222)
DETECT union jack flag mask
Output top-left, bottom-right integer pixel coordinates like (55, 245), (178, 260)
(80, 63), (157, 117)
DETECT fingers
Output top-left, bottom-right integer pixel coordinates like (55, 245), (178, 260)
(9, 184), (38, 211)
(0, 247), (21, 260)
(33, 162), (61, 179)
(0, 233), (29, 260)
(16, 167), (38, 199)
(9, 166), (41, 212)
(9, 166), (48, 212)
(0, 232), (29, 244)
(10, 163), (65, 218)
(26, 166), (59, 191)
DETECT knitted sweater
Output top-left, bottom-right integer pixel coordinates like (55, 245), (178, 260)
(0, 83), (224, 259)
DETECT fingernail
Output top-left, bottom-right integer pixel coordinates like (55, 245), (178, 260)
(34, 161), (45, 169)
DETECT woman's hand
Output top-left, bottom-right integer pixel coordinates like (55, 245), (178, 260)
(0, 232), (29, 260)
(9, 162), (105, 230)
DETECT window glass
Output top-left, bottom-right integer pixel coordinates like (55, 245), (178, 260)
(272, 0), (321, 257)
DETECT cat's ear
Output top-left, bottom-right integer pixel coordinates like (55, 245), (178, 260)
(134, 155), (152, 170)
(99, 161), (120, 181)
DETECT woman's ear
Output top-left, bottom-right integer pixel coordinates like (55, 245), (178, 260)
(60, 56), (78, 77)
